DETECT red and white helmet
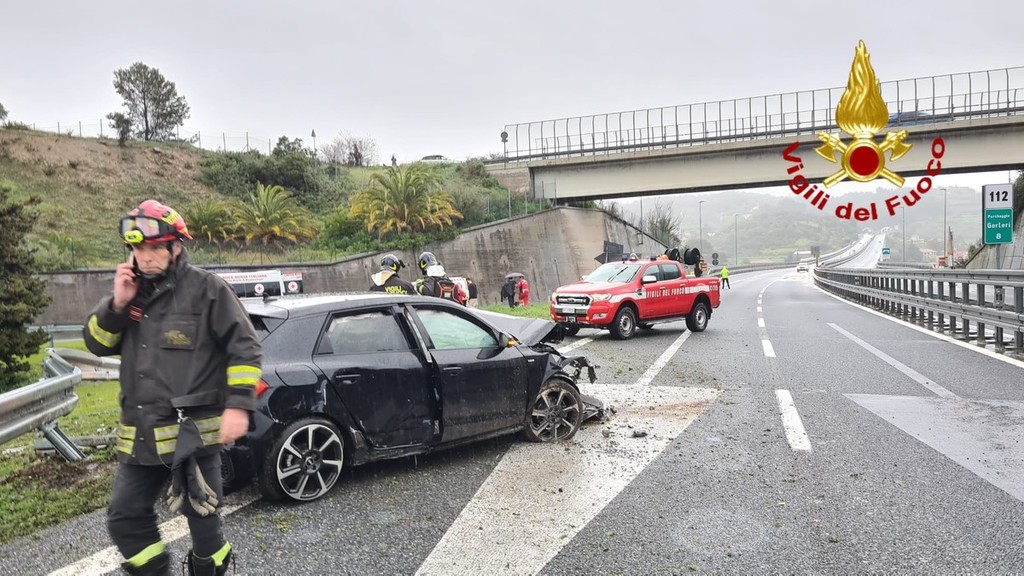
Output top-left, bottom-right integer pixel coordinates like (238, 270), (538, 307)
(120, 199), (192, 245)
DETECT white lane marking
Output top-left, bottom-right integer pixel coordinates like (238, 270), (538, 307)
(48, 495), (259, 576)
(775, 389), (812, 452)
(556, 336), (594, 355)
(633, 331), (691, 386)
(757, 306), (763, 313)
(762, 340), (776, 358)
(758, 318), (765, 328)
(817, 287), (1024, 370)
(416, 385), (719, 576)
(828, 323), (958, 399)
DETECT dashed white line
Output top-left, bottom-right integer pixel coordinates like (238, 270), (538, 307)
(557, 336), (594, 355)
(775, 389), (812, 451)
(757, 318), (765, 328)
(762, 339), (776, 358)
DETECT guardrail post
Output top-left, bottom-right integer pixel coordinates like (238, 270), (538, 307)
(1016, 286), (1023, 350)
(40, 420), (85, 461)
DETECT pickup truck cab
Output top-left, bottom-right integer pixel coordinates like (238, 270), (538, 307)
(550, 257), (720, 340)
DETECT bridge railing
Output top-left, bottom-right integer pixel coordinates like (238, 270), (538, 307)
(0, 349), (85, 461)
(501, 66), (1024, 162)
(814, 267), (1024, 352)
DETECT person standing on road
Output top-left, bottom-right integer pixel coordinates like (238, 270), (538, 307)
(720, 266), (731, 289)
(369, 254), (416, 295)
(84, 199), (262, 576)
(465, 277), (478, 307)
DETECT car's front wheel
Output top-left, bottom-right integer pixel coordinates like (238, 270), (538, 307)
(259, 417), (345, 502)
(610, 306), (637, 340)
(522, 379), (583, 442)
(562, 324), (581, 337)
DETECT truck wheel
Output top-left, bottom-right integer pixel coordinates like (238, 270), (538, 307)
(685, 301), (710, 332)
(563, 324), (580, 337)
(610, 307), (637, 340)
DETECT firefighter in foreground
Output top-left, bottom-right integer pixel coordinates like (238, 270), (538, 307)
(84, 200), (262, 576)
(415, 251), (466, 304)
(369, 253), (417, 295)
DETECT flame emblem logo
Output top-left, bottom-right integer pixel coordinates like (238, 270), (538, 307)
(814, 41), (912, 187)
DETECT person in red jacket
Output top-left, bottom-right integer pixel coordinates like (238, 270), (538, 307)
(516, 276), (530, 307)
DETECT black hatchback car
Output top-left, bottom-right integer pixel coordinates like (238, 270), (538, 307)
(222, 293), (601, 502)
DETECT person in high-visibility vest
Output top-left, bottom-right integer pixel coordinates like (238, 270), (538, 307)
(720, 266), (730, 289)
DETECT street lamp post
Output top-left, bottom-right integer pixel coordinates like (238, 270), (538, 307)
(698, 200), (705, 255)
(734, 213), (739, 265)
(902, 207), (906, 263)
(942, 187), (948, 266)
(501, 131), (511, 218)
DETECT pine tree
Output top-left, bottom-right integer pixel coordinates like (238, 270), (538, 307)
(0, 186), (52, 392)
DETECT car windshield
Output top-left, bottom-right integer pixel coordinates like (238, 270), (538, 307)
(584, 263), (642, 283)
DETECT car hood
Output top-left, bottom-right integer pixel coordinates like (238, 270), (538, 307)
(472, 310), (564, 345)
(555, 281), (621, 292)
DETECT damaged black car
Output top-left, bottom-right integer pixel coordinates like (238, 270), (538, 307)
(222, 293), (601, 502)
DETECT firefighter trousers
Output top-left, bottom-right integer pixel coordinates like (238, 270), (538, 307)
(108, 454), (226, 563)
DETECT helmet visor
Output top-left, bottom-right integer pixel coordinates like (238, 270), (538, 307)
(121, 216), (176, 244)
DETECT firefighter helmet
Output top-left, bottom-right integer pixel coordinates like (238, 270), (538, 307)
(380, 253), (404, 272)
(418, 251), (439, 273)
(120, 199), (192, 245)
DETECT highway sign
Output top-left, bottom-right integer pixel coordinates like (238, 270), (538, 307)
(982, 184), (1013, 245)
(882, 247), (891, 255)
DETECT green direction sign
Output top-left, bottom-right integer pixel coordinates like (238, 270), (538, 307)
(984, 208), (1013, 244)
(982, 184), (1014, 245)
(882, 247), (891, 255)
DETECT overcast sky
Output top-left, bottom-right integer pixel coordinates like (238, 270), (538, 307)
(3, 0), (1021, 190)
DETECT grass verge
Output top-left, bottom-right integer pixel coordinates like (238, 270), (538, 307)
(0, 342), (120, 545)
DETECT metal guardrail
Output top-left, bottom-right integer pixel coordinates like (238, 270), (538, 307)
(814, 268), (1024, 352)
(0, 349), (85, 461)
(500, 66), (1024, 162)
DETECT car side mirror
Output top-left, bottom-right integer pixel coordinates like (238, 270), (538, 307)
(641, 275), (658, 284)
(499, 333), (517, 348)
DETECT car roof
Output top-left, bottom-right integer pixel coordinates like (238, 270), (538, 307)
(242, 292), (447, 319)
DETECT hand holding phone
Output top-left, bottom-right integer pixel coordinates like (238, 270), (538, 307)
(111, 252), (139, 312)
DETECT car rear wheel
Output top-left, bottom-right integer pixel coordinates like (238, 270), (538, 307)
(685, 301), (710, 332)
(610, 307), (637, 340)
(259, 417), (345, 502)
(523, 379), (583, 442)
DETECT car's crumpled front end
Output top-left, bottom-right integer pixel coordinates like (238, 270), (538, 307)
(474, 309), (603, 420)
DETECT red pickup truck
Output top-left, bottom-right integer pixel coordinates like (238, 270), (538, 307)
(549, 257), (720, 340)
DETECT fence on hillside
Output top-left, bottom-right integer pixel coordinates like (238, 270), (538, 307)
(9, 120), (277, 154)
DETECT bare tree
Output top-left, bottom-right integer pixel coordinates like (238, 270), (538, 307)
(644, 201), (682, 247)
(330, 133), (379, 167)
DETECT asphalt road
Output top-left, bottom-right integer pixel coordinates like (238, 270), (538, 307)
(3, 268), (1024, 575)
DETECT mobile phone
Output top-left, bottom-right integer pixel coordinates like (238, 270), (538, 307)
(128, 251), (139, 276)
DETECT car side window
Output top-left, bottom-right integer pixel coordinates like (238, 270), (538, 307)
(643, 265), (663, 282)
(319, 310), (411, 355)
(416, 308), (498, 350)
(660, 264), (682, 281)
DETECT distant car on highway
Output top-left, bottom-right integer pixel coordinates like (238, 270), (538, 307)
(222, 293), (601, 502)
(419, 154), (449, 163)
(796, 264), (809, 273)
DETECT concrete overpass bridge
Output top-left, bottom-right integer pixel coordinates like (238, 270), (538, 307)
(494, 66), (1024, 202)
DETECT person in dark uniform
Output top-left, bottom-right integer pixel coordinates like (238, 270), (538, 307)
(466, 277), (478, 307)
(84, 199), (262, 575)
(369, 254), (416, 295)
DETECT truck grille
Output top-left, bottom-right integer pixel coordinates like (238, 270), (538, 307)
(555, 294), (591, 307)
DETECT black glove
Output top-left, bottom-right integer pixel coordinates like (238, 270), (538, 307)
(166, 418), (219, 516)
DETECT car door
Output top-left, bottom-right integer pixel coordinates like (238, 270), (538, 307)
(407, 304), (527, 443)
(312, 306), (436, 449)
(637, 263), (665, 318)
(657, 263), (686, 317)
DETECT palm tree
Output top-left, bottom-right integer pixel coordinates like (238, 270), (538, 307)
(232, 182), (319, 263)
(349, 165), (462, 238)
(184, 198), (235, 261)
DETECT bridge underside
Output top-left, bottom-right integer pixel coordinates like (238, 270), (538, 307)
(528, 116), (1023, 201)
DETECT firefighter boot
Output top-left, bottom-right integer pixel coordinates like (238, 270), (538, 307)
(183, 544), (233, 576)
(120, 550), (170, 576)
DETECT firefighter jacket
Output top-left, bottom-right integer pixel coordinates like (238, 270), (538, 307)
(369, 271), (417, 295)
(84, 252), (262, 466)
